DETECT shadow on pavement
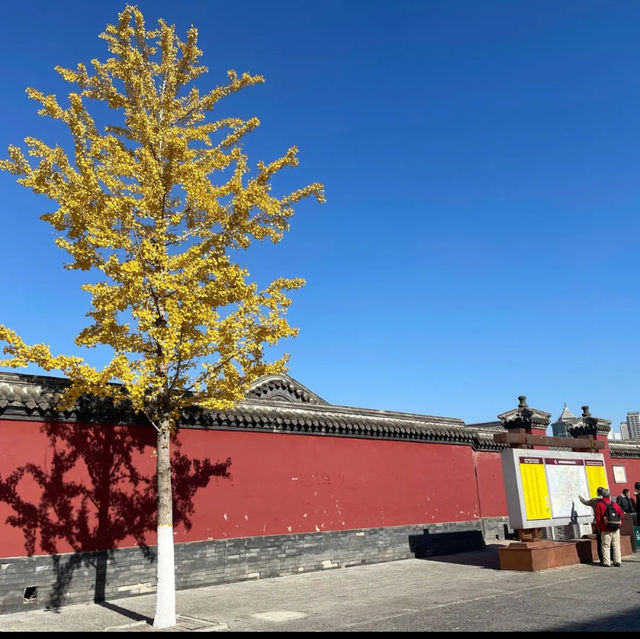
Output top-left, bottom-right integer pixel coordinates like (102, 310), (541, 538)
(97, 601), (152, 625)
(415, 544), (503, 570)
(546, 603), (640, 632)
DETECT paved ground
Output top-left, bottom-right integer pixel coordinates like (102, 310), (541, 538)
(1, 542), (639, 632)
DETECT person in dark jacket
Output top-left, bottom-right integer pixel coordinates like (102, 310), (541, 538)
(579, 487), (604, 564)
(595, 489), (624, 567)
(616, 488), (635, 514)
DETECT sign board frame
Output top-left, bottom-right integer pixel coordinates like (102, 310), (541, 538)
(501, 448), (608, 529)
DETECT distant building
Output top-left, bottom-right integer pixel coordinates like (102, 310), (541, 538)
(620, 420), (630, 440)
(550, 404), (577, 437)
(626, 412), (640, 440)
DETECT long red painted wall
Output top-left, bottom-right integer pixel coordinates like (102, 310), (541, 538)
(179, 429), (479, 543)
(0, 419), (482, 558)
(1, 418), (639, 559)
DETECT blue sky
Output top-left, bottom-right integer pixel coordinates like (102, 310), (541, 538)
(1, 0), (639, 431)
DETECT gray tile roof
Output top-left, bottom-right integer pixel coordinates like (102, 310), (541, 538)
(558, 403), (577, 421)
(609, 440), (640, 458)
(246, 373), (328, 405)
(497, 395), (551, 429)
(464, 421), (503, 431)
(0, 371), (505, 450)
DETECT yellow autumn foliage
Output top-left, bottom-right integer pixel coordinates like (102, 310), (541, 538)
(0, 4), (324, 430)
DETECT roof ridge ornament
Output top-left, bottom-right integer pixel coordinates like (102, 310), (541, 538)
(245, 373), (328, 405)
(567, 404), (611, 438)
(497, 395), (551, 431)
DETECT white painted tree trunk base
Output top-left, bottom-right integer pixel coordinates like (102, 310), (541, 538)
(153, 524), (176, 628)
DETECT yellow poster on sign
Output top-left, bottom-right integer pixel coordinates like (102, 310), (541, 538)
(519, 459), (551, 520)
(585, 461), (608, 498)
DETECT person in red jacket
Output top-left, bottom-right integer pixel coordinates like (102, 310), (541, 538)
(595, 488), (624, 567)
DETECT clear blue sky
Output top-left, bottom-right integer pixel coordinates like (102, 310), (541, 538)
(1, 0), (638, 431)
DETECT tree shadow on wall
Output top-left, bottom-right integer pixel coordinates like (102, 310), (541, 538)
(0, 420), (231, 611)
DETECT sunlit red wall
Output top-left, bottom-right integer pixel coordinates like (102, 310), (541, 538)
(2, 418), (639, 560)
(591, 439), (640, 496)
(175, 430), (479, 543)
(472, 450), (508, 518)
(607, 456), (640, 493)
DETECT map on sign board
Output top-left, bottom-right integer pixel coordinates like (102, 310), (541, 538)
(545, 458), (592, 519)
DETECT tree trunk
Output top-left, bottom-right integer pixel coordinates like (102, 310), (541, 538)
(152, 420), (176, 628)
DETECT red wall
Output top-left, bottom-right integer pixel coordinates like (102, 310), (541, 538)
(1, 418), (639, 560)
(472, 450), (508, 518)
(0, 419), (483, 558)
(177, 430), (479, 542)
(593, 439), (640, 495)
(0, 419), (156, 558)
(607, 456), (640, 492)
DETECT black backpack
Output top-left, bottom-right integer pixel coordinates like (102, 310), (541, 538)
(604, 501), (622, 530)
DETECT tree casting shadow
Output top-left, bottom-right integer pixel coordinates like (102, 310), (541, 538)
(0, 419), (231, 611)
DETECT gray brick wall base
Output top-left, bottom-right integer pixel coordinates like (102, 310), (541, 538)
(0, 518), (511, 614)
(480, 516), (514, 541)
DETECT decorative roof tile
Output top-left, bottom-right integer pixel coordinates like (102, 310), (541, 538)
(609, 440), (640, 458)
(566, 405), (611, 438)
(498, 395), (551, 430)
(246, 374), (328, 404)
(0, 371), (510, 450)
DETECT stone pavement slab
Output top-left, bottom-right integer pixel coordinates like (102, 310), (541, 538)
(1, 543), (639, 632)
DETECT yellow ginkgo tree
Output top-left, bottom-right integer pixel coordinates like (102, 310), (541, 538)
(0, 4), (323, 629)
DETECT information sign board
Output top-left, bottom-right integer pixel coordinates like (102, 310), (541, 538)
(501, 449), (608, 529)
